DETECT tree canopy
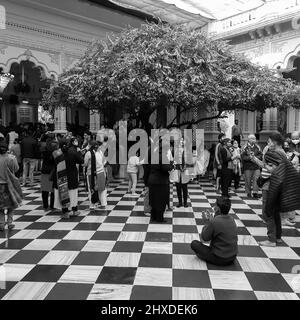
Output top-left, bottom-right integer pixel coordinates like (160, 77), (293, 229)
(42, 21), (300, 128)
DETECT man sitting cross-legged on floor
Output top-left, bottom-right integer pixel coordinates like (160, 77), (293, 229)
(191, 197), (238, 266)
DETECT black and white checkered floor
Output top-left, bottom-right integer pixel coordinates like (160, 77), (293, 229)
(0, 177), (300, 300)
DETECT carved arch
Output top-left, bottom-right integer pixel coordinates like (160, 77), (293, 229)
(0, 51), (59, 80)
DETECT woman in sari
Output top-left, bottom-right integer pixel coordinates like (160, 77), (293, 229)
(53, 138), (84, 219)
(0, 140), (22, 231)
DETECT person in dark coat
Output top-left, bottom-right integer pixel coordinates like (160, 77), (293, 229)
(148, 142), (173, 223)
(40, 138), (57, 212)
(143, 141), (152, 216)
(259, 151), (300, 247)
(20, 129), (39, 186)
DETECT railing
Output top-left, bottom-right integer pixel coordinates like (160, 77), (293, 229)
(207, 0), (300, 37)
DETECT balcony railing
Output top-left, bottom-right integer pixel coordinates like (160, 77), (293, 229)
(207, 0), (300, 37)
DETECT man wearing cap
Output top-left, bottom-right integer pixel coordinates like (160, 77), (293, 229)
(241, 134), (262, 198)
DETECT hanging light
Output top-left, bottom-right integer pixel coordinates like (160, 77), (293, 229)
(0, 70), (14, 93)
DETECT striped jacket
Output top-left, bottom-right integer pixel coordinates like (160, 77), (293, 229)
(266, 158), (300, 216)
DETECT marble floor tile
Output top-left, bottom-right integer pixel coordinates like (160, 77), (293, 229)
(97, 223), (125, 232)
(2, 263), (35, 281)
(130, 285), (172, 300)
(147, 224), (172, 233)
(172, 233), (200, 243)
(82, 240), (116, 252)
(117, 201), (137, 206)
(236, 214), (262, 221)
(127, 217), (151, 224)
(246, 227), (268, 236)
(88, 284), (132, 300)
(134, 267), (172, 287)
(12, 222), (33, 230)
(37, 216), (62, 223)
(25, 210), (48, 216)
(142, 242), (172, 254)
(79, 216), (107, 223)
(208, 270), (252, 291)
(38, 251), (79, 265)
(173, 218), (196, 226)
(231, 204), (251, 209)
(191, 202), (211, 208)
(237, 257), (279, 273)
(238, 235), (258, 246)
(118, 232), (146, 242)
(261, 246), (300, 260)
(49, 222), (78, 231)
(255, 291), (299, 300)
(23, 239), (61, 251)
(281, 273), (300, 293)
(2, 281), (55, 300)
(105, 252), (141, 267)
(234, 220), (245, 227)
(45, 283), (92, 300)
(16, 205), (40, 211)
(0, 249), (18, 263)
(282, 236), (300, 248)
(172, 254), (207, 270)
(109, 210), (133, 217)
(173, 287), (214, 300)
(59, 265), (102, 283)
(10, 229), (45, 239)
(63, 230), (95, 241)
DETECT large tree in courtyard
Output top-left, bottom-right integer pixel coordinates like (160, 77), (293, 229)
(42, 22), (300, 129)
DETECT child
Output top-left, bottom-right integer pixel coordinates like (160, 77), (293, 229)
(127, 150), (143, 197)
(191, 197), (238, 266)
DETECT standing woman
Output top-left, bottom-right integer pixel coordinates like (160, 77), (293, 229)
(220, 138), (234, 198)
(148, 141), (173, 222)
(0, 140), (22, 231)
(41, 137), (57, 212)
(213, 134), (225, 192)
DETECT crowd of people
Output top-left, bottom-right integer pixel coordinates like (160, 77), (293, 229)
(0, 119), (299, 266)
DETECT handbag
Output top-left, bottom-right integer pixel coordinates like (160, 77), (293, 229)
(169, 169), (179, 183)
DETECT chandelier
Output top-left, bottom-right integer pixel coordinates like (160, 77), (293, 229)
(0, 68), (14, 93)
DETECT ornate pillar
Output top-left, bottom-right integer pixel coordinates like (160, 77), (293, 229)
(287, 108), (300, 133)
(238, 110), (256, 146)
(54, 107), (67, 133)
(89, 110), (101, 133)
(259, 108), (278, 143)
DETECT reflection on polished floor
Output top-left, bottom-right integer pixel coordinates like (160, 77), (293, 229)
(0, 178), (300, 300)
